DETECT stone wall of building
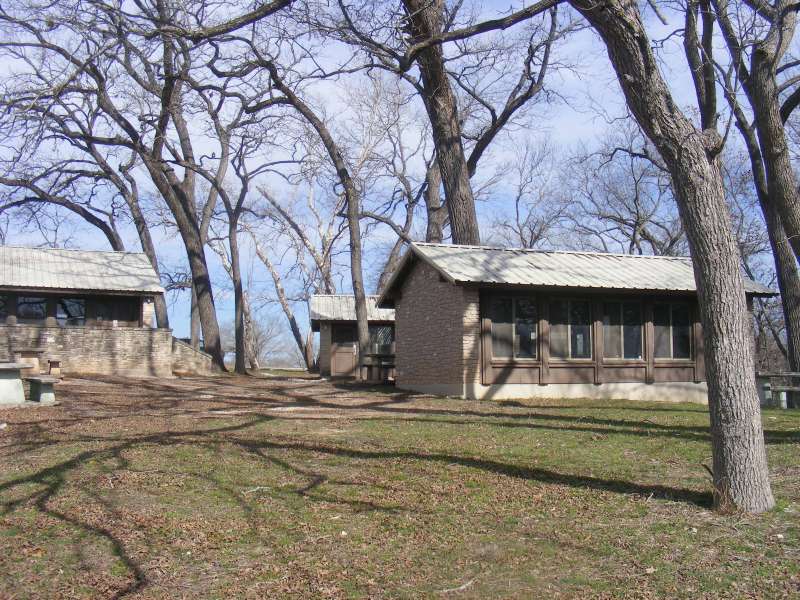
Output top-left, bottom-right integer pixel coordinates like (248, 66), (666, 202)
(0, 324), (173, 377)
(394, 261), (467, 390)
(462, 288), (482, 386)
(171, 337), (214, 376)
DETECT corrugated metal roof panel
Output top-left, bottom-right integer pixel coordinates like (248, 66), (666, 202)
(310, 295), (395, 322)
(410, 243), (775, 295)
(0, 246), (164, 293)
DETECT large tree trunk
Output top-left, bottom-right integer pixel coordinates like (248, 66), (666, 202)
(748, 53), (800, 263)
(571, 0), (773, 512)
(127, 194), (169, 328)
(721, 67), (800, 408)
(402, 0), (480, 245)
(182, 233), (225, 370)
(229, 219), (247, 374)
(424, 161), (447, 243)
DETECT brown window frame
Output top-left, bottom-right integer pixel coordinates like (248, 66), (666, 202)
(653, 302), (693, 361)
(549, 297), (593, 362)
(602, 300), (644, 362)
(487, 295), (539, 362)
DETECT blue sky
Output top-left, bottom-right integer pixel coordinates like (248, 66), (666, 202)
(1, 0), (759, 347)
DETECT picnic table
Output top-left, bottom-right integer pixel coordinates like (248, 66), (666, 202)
(11, 346), (47, 376)
(756, 371), (800, 409)
(0, 363), (27, 406)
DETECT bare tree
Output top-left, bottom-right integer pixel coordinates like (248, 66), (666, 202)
(713, 0), (800, 263)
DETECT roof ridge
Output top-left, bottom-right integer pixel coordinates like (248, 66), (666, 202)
(311, 294), (381, 298)
(0, 244), (147, 256)
(412, 241), (692, 261)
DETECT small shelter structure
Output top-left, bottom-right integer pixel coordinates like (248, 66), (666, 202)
(378, 242), (774, 403)
(310, 295), (395, 381)
(0, 246), (211, 377)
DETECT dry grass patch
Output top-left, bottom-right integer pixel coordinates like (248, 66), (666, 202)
(0, 374), (798, 598)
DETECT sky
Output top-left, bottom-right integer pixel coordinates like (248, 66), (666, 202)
(0, 0), (766, 353)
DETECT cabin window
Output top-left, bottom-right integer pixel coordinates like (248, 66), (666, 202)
(653, 303), (692, 359)
(57, 298), (86, 326)
(332, 324), (356, 345)
(17, 297), (47, 324)
(603, 302), (643, 359)
(94, 297), (139, 325)
(368, 325), (394, 355)
(489, 297), (538, 359)
(550, 299), (592, 359)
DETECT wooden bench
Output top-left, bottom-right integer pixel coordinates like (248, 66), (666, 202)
(25, 375), (59, 405)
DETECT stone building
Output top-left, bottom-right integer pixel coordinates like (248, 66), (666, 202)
(378, 243), (775, 403)
(0, 246), (211, 377)
(310, 295), (395, 381)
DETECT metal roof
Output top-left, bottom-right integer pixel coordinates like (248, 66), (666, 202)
(379, 242), (775, 301)
(0, 246), (165, 294)
(310, 295), (395, 323)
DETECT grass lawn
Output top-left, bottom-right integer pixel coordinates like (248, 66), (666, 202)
(0, 375), (798, 599)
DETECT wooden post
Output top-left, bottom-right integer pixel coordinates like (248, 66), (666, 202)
(593, 299), (604, 385)
(644, 298), (655, 384)
(539, 296), (550, 385)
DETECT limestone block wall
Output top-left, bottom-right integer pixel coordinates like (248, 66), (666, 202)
(0, 324), (173, 377)
(171, 337), (214, 375)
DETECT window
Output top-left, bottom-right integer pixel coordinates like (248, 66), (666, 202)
(654, 303), (692, 359)
(17, 297), (47, 324)
(603, 302), (642, 359)
(368, 325), (394, 355)
(550, 299), (592, 359)
(332, 324), (356, 345)
(0, 296), (7, 322)
(515, 298), (537, 359)
(57, 298), (86, 326)
(94, 299), (114, 323)
(489, 297), (538, 359)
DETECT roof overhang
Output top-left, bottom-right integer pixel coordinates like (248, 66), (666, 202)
(376, 242), (778, 305)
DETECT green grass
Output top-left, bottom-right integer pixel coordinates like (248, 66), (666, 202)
(0, 376), (798, 598)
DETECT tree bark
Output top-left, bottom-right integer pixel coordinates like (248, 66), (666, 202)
(228, 220), (247, 374)
(749, 56), (800, 264)
(570, 0), (774, 512)
(253, 239), (313, 371)
(713, 0), (800, 264)
(402, 0), (480, 245)
(724, 87), (800, 406)
(424, 161), (447, 243)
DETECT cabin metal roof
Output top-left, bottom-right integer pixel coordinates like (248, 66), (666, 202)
(309, 295), (395, 324)
(0, 246), (165, 294)
(378, 242), (775, 302)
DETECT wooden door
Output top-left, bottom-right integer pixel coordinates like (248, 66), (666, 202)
(331, 324), (358, 377)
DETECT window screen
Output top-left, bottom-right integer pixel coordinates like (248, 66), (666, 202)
(570, 301), (592, 359)
(514, 298), (537, 359)
(17, 297), (47, 324)
(489, 297), (513, 358)
(604, 302), (642, 359)
(653, 303), (671, 359)
(672, 304), (691, 359)
(368, 325), (394, 354)
(550, 299), (591, 359)
(57, 298), (86, 326)
(549, 301), (569, 359)
(653, 303), (692, 359)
